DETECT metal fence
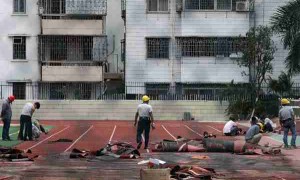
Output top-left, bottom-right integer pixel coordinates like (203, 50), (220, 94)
(1, 82), (300, 101)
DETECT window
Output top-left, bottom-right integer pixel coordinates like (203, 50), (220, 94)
(185, 0), (232, 11)
(147, 38), (170, 59)
(13, 37), (26, 59)
(176, 37), (245, 57)
(13, 0), (26, 13)
(13, 82), (26, 99)
(148, 0), (168, 12)
(146, 83), (170, 95)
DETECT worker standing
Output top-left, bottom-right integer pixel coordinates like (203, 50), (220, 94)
(279, 98), (297, 149)
(134, 95), (154, 150)
(1, 96), (15, 141)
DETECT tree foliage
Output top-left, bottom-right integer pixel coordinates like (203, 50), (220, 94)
(271, 0), (300, 74)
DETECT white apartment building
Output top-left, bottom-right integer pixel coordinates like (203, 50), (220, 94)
(124, 0), (295, 95)
(0, 0), (40, 99)
(0, 0), (126, 100)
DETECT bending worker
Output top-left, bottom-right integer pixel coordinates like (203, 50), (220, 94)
(279, 98), (297, 149)
(134, 95), (154, 150)
(245, 117), (262, 145)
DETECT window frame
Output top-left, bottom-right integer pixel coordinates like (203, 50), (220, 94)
(147, 0), (170, 13)
(184, 0), (233, 12)
(146, 37), (170, 59)
(12, 82), (26, 100)
(13, 36), (26, 60)
(13, 0), (26, 14)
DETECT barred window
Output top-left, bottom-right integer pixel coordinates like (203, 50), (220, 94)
(147, 38), (170, 59)
(148, 0), (168, 12)
(13, 37), (26, 59)
(13, 82), (26, 100)
(176, 37), (245, 57)
(13, 0), (26, 13)
(217, 0), (231, 10)
(146, 83), (170, 95)
(185, 0), (232, 11)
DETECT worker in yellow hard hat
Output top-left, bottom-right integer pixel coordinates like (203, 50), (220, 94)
(134, 95), (154, 150)
(279, 98), (297, 149)
(257, 122), (264, 133)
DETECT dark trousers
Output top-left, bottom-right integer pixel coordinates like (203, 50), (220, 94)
(136, 117), (151, 148)
(2, 118), (11, 140)
(282, 119), (297, 146)
(224, 126), (239, 136)
(264, 122), (273, 132)
(19, 115), (32, 140)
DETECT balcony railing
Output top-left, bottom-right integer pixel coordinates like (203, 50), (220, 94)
(38, 35), (107, 65)
(38, 0), (107, 16)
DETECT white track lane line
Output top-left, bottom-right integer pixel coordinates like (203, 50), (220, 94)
(206, 125), (222, 133)
(184, 125), (203, 137)
(1, 131), (20, 140)
(161, 125), (177, 140)
(108, 125), (117, 144)
(141, 134), (150, 153)
(25, 126), (70, 151)
(64, 125), (94, 152)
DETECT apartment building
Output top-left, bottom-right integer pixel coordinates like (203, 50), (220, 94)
(123, 0), (294, 95)
(0, 0), (118, 100)
(0, 0), (40, 99)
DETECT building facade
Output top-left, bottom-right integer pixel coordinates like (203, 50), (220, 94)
(123, 0), (295, 95)
(0, 0), (115, 100)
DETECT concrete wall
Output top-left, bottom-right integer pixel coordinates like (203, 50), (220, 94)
(4, 100), (228, 121)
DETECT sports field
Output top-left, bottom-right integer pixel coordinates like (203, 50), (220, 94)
(0, 120), (300, 179)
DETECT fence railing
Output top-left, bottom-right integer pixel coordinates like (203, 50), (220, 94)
(1, 82), (300, 101)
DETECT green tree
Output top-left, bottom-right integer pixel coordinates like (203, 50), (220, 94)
(236, 26), (276, 117)
(271, 0), (300, 74)
(269, 72), (294, 97)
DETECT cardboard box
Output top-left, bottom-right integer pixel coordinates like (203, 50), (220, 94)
(140, 168), (170, 180)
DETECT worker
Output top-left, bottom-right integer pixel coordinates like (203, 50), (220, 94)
(32, 119), (48, 135)
(257, 122), (264, 133)
(134, 95), (154, 150)
(18, 102), (41, 141)
(1, 95), (15, 141)
(262, 115), (276, 132)
(223, 115), (241, 136)
(279, 98), (297, 149)
(245, 116), (262, 145)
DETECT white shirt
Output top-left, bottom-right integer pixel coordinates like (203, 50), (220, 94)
(137, 103), (153, 117)
(21, 103), (34, 117)
(264, 118), (277, 129)
(223, 120), (237, 134)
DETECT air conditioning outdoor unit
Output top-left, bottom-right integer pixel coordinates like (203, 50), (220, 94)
(236, 1), (249, 12)
(176, 0), (183, 13)
(229, 52), (243, 59)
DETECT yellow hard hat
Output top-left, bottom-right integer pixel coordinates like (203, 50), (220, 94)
(257, 122), (264, 130)
(281, 98), (290, 105)
(142, 95), (150, 102)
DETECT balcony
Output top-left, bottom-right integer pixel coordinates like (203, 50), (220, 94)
(39, 35), (107, 82)
(38, 0), (107, 16)
(42, 66), (103, 82)
(42, 19), (103, 35)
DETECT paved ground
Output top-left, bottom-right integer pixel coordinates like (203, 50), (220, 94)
(0, 120), (300, 179)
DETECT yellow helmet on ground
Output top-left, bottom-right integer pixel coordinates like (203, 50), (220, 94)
(281, 98), (290, 105)
(142, 95), (150, 102)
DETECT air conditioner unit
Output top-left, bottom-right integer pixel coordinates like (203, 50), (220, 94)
(215, 54), (225, 59)
(229, 52), (243, 59)
(176, 0), (183, 13)
(236, 1), (249, 12)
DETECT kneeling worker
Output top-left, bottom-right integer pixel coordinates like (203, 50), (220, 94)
(223, 115), (241, 136)
(134, 95), (154, 150)
(245, 117), (262, 145)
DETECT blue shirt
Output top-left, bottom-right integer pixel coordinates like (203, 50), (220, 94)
(245, 125), (260, 141)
